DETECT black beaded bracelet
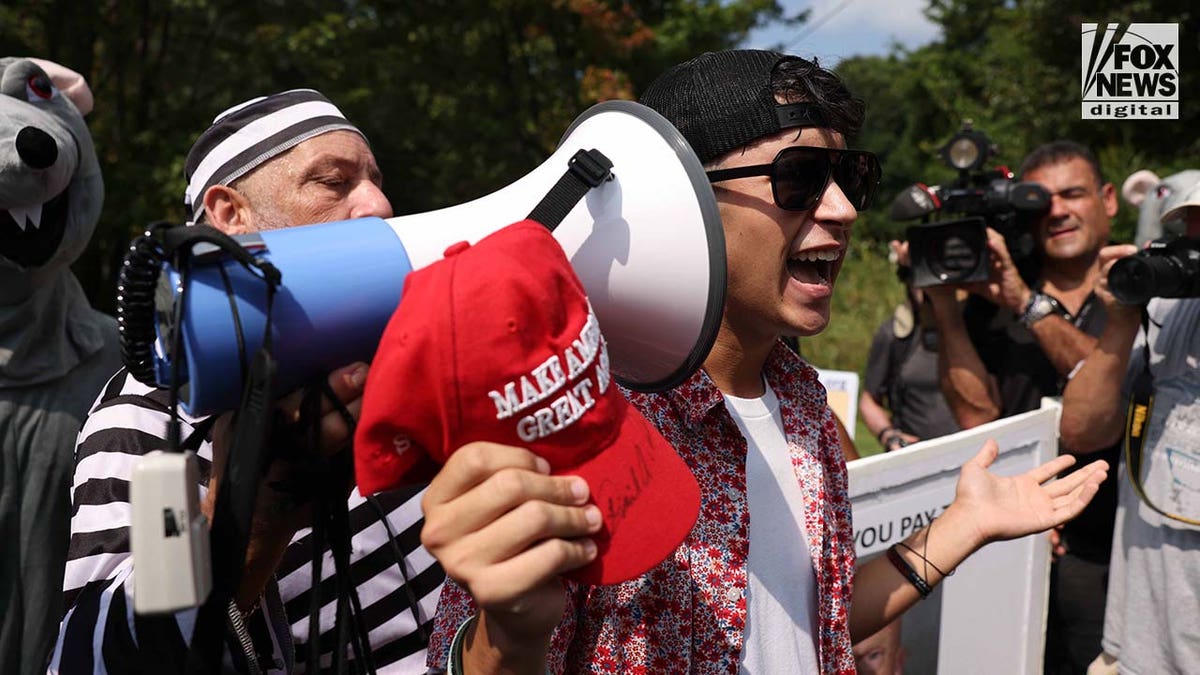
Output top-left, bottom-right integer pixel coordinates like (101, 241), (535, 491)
(887, 544), (932, 599)
(896, 540), (953, 579)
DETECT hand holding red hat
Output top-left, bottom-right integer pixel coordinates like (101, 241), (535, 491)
(420, 441), (601, 673)
(355, 220), (701, 586)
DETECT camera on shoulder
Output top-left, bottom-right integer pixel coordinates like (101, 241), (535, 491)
(1108, 236), (1200, 305)
(892, 122), (1049, 288)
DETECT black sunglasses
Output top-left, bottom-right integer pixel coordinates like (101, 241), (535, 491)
(705, 146), (882, 212)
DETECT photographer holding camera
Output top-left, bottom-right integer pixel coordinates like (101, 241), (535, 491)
(925, 140), (1122, 675)
(1060, 181), (1200, 675)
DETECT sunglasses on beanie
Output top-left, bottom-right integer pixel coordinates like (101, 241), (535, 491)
(705, 146), (882, 212)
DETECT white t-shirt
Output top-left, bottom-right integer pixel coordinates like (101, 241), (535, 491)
(724, 383), (821, 674)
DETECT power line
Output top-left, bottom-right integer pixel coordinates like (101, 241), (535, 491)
(786, 0), (859, 51)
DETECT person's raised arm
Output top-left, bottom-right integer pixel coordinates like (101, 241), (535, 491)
(848, 439), (1108, 640)
(929, 287), (1002, 428)
(1025, 314), (1100, 376)
(1060, 244), (1143, 454)
(977, 229), (1100, 376)
(890, 236), (1002, 429)
(420, 442), (600, 675)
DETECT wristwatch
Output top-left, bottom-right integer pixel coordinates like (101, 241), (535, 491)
(1019, 291), (1065, 329)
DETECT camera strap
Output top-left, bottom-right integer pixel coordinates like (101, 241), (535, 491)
(1123, 307), (1200, 527)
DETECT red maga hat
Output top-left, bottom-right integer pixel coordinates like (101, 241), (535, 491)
(354, 220), (700, 585)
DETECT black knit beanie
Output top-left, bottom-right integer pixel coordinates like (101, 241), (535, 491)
(638, 49), (827, 165)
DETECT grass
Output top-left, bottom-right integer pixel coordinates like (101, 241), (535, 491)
(799, 238), (907, 457)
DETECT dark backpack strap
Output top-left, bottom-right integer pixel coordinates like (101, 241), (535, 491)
(885, 319), (920, 415)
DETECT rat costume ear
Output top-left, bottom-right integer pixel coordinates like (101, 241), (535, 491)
(27, 57), (93, 115)
(1122, 169), (1160, 207)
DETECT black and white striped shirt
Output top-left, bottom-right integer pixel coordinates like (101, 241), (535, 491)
(51, 369), (444, 673)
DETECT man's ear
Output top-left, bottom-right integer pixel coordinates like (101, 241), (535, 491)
(202, 184), (253, 235)
(1100, 181), (1119, 219)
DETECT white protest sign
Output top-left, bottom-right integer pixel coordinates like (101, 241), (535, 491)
(816, 368), (860, 439)
(848, 401), (1060, 675)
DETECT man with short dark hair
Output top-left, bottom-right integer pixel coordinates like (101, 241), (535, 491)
(52, 89), (442, 674)
(417, 50), (1109, 675)
(931, 140), (1116, 426)
(927, 139), (1122, 674)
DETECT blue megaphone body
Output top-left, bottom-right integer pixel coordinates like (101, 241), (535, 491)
(157, 218), (413, 414)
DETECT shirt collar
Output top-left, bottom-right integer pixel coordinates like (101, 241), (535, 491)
(665, 340), (811, 427)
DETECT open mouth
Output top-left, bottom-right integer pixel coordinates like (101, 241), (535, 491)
(0, 187), (69, 268)
(787, 248), (840, 287)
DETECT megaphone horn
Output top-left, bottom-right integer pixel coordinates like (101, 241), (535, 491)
(122, 100), (727, 416)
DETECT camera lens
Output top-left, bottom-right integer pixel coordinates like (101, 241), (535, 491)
(1109, 255), (1186, 305)
(928, 234), (983, 282)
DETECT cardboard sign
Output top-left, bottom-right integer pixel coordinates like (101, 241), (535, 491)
(816, 368), (860, 439)
(848, 401), (1059, 675)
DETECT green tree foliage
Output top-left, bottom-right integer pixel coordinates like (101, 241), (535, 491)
(0, 0), (784, 310)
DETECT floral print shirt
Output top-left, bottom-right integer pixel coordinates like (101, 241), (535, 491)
(427, 342), (856, 674)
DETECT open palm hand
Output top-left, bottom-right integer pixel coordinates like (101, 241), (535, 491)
(952, 440), (1109, 546)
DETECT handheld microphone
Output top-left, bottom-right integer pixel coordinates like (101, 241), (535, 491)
(890, 183), (942, 221)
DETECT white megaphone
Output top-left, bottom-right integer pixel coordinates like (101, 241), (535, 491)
(125, 100), (726, 416)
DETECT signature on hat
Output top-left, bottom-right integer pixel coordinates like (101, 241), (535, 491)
(598, 442), (656, 532)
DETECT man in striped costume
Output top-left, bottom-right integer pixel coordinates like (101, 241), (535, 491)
(51, 89), (443, 674)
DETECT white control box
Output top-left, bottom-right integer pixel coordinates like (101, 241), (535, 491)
(130, 450), (212, 614)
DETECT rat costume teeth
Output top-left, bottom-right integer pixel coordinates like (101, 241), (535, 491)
(0, 187), (69, 268)
(4, 202), (43, 230)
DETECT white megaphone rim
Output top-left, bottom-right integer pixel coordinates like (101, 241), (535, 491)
(562, 100), (727, 393)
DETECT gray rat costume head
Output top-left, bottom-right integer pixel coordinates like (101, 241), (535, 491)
(1123, 168), (1200, 246)
(0, 57), (103, 297)
(0, 58), (109, 385)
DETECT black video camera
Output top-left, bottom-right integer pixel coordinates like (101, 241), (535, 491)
(1108, 236), (1200, 305)
(892, 123), (1050, 288)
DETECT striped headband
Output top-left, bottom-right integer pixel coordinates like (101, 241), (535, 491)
(183, 88), (365, 221)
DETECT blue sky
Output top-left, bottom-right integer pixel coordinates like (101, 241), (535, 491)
(741, 0), (942, 65)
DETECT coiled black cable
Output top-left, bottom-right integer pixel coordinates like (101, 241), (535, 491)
(116, 223), (173, 386)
